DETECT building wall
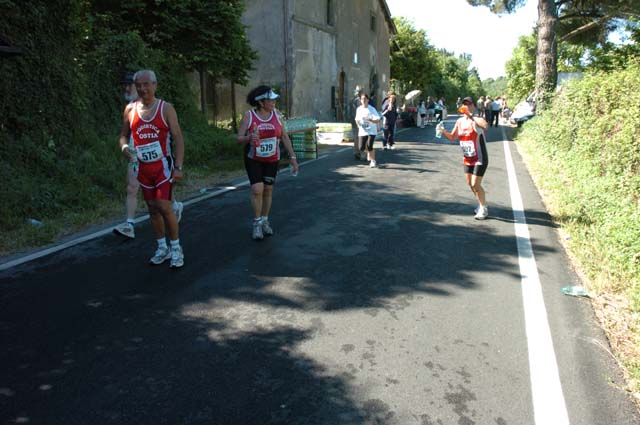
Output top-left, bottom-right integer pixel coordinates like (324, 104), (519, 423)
(235, 0), (291, 114)
(335, 0), (392, 119)
(290, 1), (337, 120)
(217, 0), (393, 124)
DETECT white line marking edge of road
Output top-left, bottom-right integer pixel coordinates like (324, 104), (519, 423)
(501, 127), (570, 425)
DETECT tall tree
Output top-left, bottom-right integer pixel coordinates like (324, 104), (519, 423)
(467, 0), (640, 109)
(390, 18), (486, 105)
(505, 33), (537, 102)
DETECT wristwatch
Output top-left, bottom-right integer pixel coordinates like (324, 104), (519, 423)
(175, 165), (183, 171)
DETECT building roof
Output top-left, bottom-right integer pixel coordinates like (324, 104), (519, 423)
(379, 0), (397, 35)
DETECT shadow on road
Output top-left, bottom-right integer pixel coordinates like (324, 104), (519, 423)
(0, 122), (558, 425)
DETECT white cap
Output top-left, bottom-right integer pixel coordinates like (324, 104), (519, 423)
(255, 90), (279, 101)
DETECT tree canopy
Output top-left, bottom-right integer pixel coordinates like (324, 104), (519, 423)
(390, 17), (484, 106)
(467, 0), (640, 108)
(88, 0), (256, 83)
(505, 17), (640, 103)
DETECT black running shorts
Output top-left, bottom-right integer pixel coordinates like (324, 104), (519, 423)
(358, 135), (376, 152)
(244, 156), (279, 185)
(463, 162), (488, 177)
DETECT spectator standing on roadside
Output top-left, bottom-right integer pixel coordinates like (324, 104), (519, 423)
(500, 95), (508, 120)
(484, 96), (493, 123)
(476, 96), (485, 118)
(426, 96), (436, 126)
(491, 96), (501, 127)
(118, 69), (185, 267)
(439, 97), (448, 120)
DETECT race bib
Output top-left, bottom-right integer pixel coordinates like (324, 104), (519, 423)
(460, 140), (477, 158)
(256, 137), (277, 158)
(136, 141), (163, 163)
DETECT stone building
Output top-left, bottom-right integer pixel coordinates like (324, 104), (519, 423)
(195, 0), (395, 125)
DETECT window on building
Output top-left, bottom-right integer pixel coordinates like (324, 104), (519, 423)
(327, 0), (334, 26)
(370, 13), (376, 32)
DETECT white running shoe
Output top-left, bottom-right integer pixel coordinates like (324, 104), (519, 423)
(113, 222), (135, 239)
(252, 221), (264, 240)
(474, 206), (489, 220)
(149, 246), (171, 265)
(262, 219), (274, 236)
(370, 160), (377, 168)
(389, 145), (395, 150)
(170, 246), (184, 268)
(173, 201), (184, 223)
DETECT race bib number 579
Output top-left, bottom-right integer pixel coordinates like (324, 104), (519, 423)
(256, 137), (277, 158)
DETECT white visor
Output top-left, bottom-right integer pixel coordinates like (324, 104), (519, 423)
(255, 90), (279, 101)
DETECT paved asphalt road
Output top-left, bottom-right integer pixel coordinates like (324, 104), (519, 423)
(1, 118), (638, 425)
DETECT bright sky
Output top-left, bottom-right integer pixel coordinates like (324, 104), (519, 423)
(385, 0), (539, 80)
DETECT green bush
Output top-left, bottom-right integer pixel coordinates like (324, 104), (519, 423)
(519, 60), (640, 291)
(0, 1), (242, 251)
(516, 60), (640, 394)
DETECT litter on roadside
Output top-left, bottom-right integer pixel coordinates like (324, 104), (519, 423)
(561, 285), (590, 298)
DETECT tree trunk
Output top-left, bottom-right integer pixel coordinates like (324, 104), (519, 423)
(535, 0), (558, 110)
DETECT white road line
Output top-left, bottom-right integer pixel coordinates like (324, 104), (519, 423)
(502, 130), (570, 425)
(0, 157), (320, 272)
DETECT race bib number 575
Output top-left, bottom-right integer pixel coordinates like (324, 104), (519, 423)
(136, 141), (163, 162)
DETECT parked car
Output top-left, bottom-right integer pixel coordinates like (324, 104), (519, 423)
(510, 92), (536, 127)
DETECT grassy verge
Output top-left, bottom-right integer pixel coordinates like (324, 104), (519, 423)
(0, 161), (247, 258)
(0, 121), (245, 257)
(514, 61), (640, 405)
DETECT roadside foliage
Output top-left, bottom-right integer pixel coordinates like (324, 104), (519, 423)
(0, 0), (249, 253)
(516, 59), (640, 402)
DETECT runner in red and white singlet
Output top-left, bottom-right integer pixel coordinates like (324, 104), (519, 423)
(245, 108), (282, 163)
(112, 72), (184, 240)
(441, 96), (491, 220)
(456, 113), (487, 168)
(130, 98), (173, 198)
(236, 86), (298, 240)
(118, 69), (186, 267)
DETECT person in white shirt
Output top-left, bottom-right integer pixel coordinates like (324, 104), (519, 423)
(355, 93), (381, 168)
(491, 97), (502, 127)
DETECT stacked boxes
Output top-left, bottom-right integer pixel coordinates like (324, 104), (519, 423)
(284, 118), (317, 159)
(316, 122), (354, 145)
